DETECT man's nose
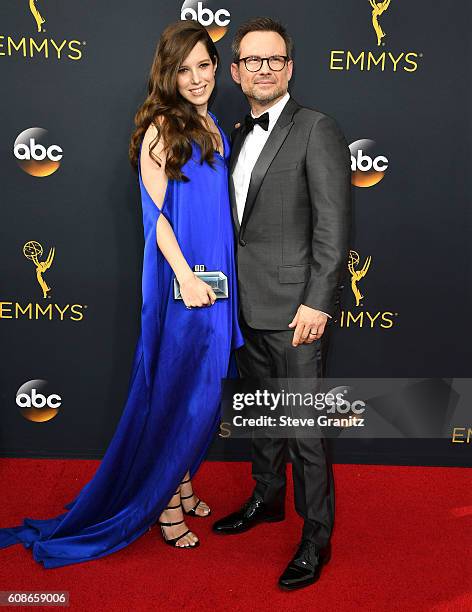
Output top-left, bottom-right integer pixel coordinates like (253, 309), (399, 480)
(257, 59), (273, 74)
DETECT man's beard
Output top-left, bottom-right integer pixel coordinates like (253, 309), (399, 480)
(243, 82), (287, 105)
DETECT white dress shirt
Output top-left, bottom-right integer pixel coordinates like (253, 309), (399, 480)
(232, 92), (290, 224)
(231, 93), (331, 320)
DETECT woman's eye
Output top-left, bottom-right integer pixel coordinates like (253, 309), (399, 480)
(200, 63), (210, 68)
(178, 67), (188, 73)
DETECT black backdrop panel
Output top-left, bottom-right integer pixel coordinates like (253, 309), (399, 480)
(1, 1), (471, 465)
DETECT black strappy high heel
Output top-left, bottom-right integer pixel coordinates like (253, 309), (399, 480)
(180, 477), (211, 517)
(158, 495), (200, 548)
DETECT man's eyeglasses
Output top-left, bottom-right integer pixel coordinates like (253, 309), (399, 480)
(237, 55), (289, 72)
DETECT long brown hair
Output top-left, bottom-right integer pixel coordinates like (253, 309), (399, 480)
(129, 21), (219, 181)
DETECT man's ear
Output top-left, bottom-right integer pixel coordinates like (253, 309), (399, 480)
(230, 62), (241, 85)
(287, 59), (294, 82)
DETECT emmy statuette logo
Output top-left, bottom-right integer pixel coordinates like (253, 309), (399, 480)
(0, 242), (87, 322)
(348, 250), (371, 307)
(29, 0), (46, 33)
(369, 0), (391, 46)
(23, 241), (55, 299)
(0, 3), (85, 60)
(329, 0), (422, 73)
(338, 250), (398, 329)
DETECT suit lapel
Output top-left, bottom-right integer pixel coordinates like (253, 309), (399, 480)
(240, 98), (299, 233)
(229, 173), (241, 232)
(229, 126), (246, 175)
(229, 126), (246, 233)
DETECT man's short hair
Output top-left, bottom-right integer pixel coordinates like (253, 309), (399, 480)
(231, 17), (293, 63)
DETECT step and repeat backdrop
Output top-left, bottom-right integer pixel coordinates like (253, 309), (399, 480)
(0, 1), (471, 465)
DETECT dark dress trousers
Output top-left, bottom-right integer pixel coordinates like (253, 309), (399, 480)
(230, 98), (351, 547)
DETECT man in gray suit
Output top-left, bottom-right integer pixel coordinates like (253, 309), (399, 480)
(213, 17), (351, 590)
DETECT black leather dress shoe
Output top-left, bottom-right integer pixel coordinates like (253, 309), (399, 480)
(278, 540), (331, 591)
(212, 497), (284, 534)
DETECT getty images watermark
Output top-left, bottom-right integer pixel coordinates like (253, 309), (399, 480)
(231, 387), (366, 429)
(220, 378), (468, 439)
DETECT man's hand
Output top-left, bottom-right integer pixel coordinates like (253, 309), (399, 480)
(288, 305), (328, 347)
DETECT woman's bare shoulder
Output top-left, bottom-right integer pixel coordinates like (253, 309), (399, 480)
(143, 117), (163, 144)
(142, 117), (166, 164)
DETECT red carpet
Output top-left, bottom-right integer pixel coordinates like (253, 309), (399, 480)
(0, 459), (470, 612)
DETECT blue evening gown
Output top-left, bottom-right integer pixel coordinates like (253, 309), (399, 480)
(0, 112), (243, 568)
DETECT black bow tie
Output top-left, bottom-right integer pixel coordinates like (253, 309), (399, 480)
(244, 112), (270, 132)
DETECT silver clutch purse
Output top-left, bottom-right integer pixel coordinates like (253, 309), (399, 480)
(173, 266), (229, 300)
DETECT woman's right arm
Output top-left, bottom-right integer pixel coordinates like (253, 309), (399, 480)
(139, 123), (216, 308)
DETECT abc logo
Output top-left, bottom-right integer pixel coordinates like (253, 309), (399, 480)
(181, 1), (230, 42)
(14, 127), (63, 177)
(16, 379), (61, 422)
(349, 139), (388, 187)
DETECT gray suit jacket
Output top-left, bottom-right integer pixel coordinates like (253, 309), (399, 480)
(229, 97), (351, 330)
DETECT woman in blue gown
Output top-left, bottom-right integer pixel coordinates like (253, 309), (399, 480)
(0, 20), (243, 566)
